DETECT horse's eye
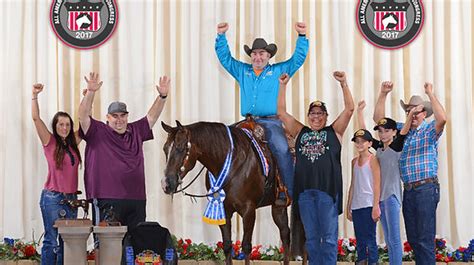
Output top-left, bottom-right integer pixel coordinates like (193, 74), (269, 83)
(175, 145), (186, 153)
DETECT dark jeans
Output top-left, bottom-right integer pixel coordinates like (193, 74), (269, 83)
(256, 118), (294, 197)
(298, 189), (338, 265)
(92, 198), (146, 247)
(403, 182), (440, 265)
(352, 207), (378, 263)
(40, 189), (77, 265)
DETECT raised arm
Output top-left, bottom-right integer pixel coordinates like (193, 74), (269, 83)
(79, 72), (102, 135)
(331, 71), (355, 141)
(215, 22), (245, 79)
(400, 104), (423, 135)
(281, 22), (309, 77)
(370, 157), (381, 222)
(147, 76), (170, 129)
(356, 100), (367, 130)
(373, 81), (393, 123)
(277, 74), (304, 137)
(424, 82), (447, 134)
(31, 83), (51, 146)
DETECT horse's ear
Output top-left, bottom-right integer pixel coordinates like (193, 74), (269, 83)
(176, 120), (184, 129)
(161, 121), (175, 134)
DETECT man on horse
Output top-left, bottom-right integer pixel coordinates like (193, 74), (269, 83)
(215, 22), (309, 206)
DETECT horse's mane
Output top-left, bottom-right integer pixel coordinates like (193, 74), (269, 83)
(185, 121), (250, 160)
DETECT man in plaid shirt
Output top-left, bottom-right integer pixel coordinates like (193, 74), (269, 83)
(374, 82), (447, 265)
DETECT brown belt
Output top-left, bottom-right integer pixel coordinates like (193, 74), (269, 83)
(404, 177), (438, 190)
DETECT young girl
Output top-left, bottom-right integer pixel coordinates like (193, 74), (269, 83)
(346, 129), (381, 265)
(357, 90), (420, 264)
(32, 83), (82, 265)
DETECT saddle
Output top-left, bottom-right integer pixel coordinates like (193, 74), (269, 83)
(233, 116), (292, 207)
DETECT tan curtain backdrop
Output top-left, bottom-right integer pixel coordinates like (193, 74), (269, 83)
(0, 0), (473, 249)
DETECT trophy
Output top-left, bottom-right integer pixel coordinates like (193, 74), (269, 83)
(98, 204), (121, 226)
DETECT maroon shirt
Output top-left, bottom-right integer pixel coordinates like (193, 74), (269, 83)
(80, 117), (153, 200)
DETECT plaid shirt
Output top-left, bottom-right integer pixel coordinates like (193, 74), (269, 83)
(399, 120), (443, 183)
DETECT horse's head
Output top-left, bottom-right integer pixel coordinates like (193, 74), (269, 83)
(161, 120), (199, 194)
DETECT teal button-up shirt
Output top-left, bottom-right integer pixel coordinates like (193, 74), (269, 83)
(215, 34), (309, 117)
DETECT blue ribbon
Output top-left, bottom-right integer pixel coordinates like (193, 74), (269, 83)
(242, 128), (269, 177)
(202, 126), (234, 225)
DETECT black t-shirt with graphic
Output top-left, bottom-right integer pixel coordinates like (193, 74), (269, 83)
(294, 125), (343, 214)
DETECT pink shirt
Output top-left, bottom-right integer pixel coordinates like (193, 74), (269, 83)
(43, 136), (79, 193)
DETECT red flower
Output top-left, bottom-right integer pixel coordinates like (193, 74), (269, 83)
(279, 247), (284, 254)
(436, 253), (443, 261)
(23, 245), (37, 257)
(178, 239), (183, 246)
(338, 244), (345, 256)
(349, 238), (357, 246)
(404, 241), (412, 252)
(250, 250), (261, 260)
(216, 241), (224, 249)
(185, 239), (192, 245)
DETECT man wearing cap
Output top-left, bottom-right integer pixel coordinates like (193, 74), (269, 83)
(215, 22), (309, 205)
(78, 72), (170, 231)
(374, 82), (447, 264)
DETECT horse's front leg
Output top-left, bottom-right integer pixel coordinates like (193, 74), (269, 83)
(241, 207), (256, 265)
(219, 214), (233, 265)
(271, 205), (291, 265)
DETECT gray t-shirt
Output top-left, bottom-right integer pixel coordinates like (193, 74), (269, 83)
(373, 134), (406, 203)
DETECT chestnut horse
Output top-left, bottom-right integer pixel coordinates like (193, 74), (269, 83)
(161, 121), (290, 265)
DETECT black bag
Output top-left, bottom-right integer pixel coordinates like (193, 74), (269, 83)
(121, 221), (177, 265)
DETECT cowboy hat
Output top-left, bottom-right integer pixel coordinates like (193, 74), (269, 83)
(244, 38), (277, 58)
(400, 95), (433, 118)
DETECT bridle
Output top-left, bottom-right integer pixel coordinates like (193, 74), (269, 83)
(166, 132), (207, 195)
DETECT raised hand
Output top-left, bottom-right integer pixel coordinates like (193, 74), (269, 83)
(217, 22), (229, 34)
(381, 81), (393, 94)
(32, 83), (44, 95)
(84, 72), (103, 92)
(333, 71), (346, 83)
(156, 76), (170, 96)
(357, 100), (366, 111)
(409, 104), (425, 116)
(295, 22), (306, 35)
(424, 82), (433, 95)
(279, 73), (290, 85)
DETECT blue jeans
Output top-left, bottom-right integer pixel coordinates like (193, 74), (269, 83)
(40, 189), (77, 265)
(380, 195), (402, 265)
(256, 118), (294, 197)
(298, 189), (338, 265)
(352, 207), (378, 263)
(403, 182), (440, 265)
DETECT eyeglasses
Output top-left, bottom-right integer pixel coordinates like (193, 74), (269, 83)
(309, 111), (326, 117)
